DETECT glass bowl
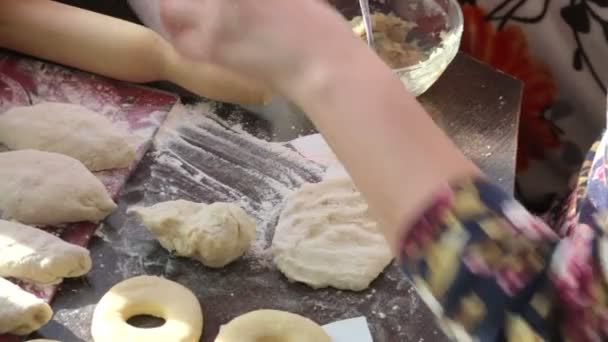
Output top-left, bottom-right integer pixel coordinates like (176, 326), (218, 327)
(332, 0), (463, 96)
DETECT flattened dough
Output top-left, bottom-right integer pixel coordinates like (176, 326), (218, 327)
(0, 102), (136, 171)
(130, 200), (256, 268)
(0, 150), (116, 225)
(91, 275), (203, 342)
(216, 309), (330, 342)
(0, 277), (53, 335)
(0, 219), (92, 284)
(272, 178), (393, 291)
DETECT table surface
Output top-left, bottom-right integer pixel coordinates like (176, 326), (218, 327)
(30, 57), (522, 342)
(29, 2), (522, 342)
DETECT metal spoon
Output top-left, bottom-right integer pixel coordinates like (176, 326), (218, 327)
(358, 0), (374, 47)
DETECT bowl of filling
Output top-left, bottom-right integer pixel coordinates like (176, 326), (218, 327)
(333, 0), (463, 96)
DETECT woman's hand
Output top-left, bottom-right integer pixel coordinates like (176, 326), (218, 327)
(160, 0), (356, 90)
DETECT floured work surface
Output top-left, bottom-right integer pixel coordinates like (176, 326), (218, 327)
(38, 102), (447, 342)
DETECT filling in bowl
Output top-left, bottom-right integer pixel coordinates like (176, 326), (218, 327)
(351, 13), (424, 69)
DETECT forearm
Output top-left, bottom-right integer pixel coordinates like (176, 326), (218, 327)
(281, 37), (479, 251)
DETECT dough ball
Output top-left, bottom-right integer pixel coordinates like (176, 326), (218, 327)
(0, 277), (53, 335)
(91, 275), (203, 342)
(130, 200), (256, 268)
(272, 178), (393, 291)
(0, 102), (136, 171)
(0, 219), (92, 284)
(0, 150), (116, 225)
(216, 309), (330, 342)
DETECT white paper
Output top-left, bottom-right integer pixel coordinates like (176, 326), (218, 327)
(290, 134), (336, 165)
(291, 134), (350, 180)
(290, 133), (351, 181)
(323, 316), (374, 342)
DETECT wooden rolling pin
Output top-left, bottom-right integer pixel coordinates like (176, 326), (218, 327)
(0, 0), (271, 105)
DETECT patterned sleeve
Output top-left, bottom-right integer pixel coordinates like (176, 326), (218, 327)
(399, 174), (608, 341)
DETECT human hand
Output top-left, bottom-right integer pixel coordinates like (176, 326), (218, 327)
(159, 0), (359, 90)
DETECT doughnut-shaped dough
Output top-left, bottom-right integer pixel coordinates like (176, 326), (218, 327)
(91, 276), (203, 342)
(215, 309), (330, 342)
(27, 340), (60, 342)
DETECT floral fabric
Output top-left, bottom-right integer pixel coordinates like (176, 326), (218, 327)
(400, 131), (608, 341)
(458, 0), (608, 212)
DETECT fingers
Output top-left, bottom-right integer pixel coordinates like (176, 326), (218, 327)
(159, 0), (197, 39)
(159, 0), (218, 61)
(156, 0), (345, 88)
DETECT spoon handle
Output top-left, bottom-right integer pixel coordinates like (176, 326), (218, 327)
(358, 0), (374, 47)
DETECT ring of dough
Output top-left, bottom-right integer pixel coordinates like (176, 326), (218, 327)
(91, 275), (203, 342)
(215, 309), (330, 342)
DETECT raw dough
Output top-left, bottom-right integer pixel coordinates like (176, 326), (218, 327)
(0, 277), (53, 335)
(0, 219), (92, 284)
(91, 275), (203, 342)
(272, 178), (393, 291)
(0, 150), (116, 225)
(215, 309), (330, 342)
(27, 340), (60, 342)
(130, 200), (256, 268)
(0, 102), (136, 171)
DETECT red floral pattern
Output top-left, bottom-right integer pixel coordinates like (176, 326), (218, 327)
(460, 5), (558, 171)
